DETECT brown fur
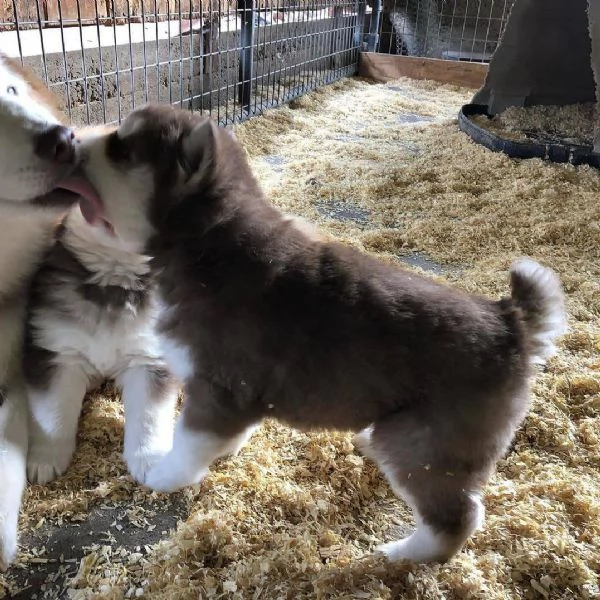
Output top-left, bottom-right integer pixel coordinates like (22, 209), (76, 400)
(82, 105), (566, 561)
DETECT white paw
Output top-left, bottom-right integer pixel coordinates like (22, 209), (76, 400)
(124, 449), (169, 485)
(353, 426), (376, 460)
(144, 454), (207, 493)
(0, 521), (17, 572)
(27, 441), (75, 484)
(375, 526), (451, 564)
(376, 539), (415, 562)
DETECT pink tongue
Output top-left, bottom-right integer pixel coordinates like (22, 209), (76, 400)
(55, 175), (103, 224)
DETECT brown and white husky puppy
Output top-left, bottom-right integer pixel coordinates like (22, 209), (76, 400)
(23, 202), (178, 489)
(74, 104), (567, 564)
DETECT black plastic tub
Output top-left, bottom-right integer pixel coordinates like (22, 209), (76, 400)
(458, 103), (600, 169)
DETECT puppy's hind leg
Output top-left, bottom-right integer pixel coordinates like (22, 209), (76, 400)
(118, 364), (179, 485)
(27, 364), (89, 484)
(0, 381), (28, 571)
(144, 381), (258, 493)
(366, 412), (487, 564)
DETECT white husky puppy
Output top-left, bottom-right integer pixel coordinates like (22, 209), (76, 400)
(0, 53), (89, 569)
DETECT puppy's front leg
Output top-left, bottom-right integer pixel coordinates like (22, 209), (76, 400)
(144, 384), (257, 493)
(27, 365), (88, 484)
(0, 381), (28, 571)
(118, 364), (178, 485)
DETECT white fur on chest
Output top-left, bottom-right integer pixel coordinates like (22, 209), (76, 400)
(31, 211), (165, 379)
(33, 304), (164, 380)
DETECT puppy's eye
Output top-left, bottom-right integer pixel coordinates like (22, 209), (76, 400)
(107, 131), (132, 163)
(6, 85), (17, 95)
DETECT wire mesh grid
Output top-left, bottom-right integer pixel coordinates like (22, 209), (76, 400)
(0, 0), (362, 127)
(369, 0), (514, 62)
(0, 0), (514, 128)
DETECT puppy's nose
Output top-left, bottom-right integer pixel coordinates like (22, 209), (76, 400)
(35, 125), (76, 164)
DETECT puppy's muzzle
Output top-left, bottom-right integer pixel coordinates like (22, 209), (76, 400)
(34, 125), (76, 165)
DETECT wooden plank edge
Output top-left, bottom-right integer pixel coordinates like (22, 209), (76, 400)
(359, 52), (488, 89)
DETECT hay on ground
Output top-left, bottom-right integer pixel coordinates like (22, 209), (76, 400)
(471, 103), (598, 146)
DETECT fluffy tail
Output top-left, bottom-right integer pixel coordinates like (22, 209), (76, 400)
(509, 258), (568, 365)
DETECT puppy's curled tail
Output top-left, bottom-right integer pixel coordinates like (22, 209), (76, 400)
(509, 258), (567, 365)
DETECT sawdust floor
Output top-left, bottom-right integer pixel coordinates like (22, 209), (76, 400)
(2, 77), (600, 600)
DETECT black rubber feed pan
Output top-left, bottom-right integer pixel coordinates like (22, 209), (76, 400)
(458, 103), (600, 169)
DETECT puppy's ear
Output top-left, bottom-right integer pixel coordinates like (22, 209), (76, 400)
(177, 118), (219, 185)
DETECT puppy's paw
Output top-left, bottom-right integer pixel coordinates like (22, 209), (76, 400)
(353, 425), (377, 461)
(0, 522), (17, 572)
(124, 449), (168, 486)
(144, 455), (207, 493)
(27, 441), (75, 484)
(375, 540), (414, 562)
(375, 527), (452, 564)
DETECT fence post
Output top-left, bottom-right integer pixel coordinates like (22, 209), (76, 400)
(366, 0), (382, 52)
(329, 3), (344, 70)
(355, 0), (367, 50)
(237, 0), (255, 114)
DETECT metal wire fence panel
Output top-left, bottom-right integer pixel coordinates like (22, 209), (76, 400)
(368, 0), (515, 62)
(0, 0), (362, 126)
(0, 0), (513, 127)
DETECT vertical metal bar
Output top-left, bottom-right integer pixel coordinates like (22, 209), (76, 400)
(154, 0), (160, 103)
(340, 0), (349, 75)
(275, 2), (284, 107)
(111, 0), (122, 122)
(448, 0), (459, 57)
(166, 0), (173, 104)
(141, 0), (149, 104)
(459, 0), (470, 59)
(481, 0), (493, 61)
(329, 2), (343, 70)
(225, 4), (232, 124)
(289, 0), (301, 97)
(314, 0), (320, 86)
(265, 1), (276, 108)
(34, 0), (50, 86)
(301, 0), (311, 91)
(178, 0), (184, 108)
(186, 0), (193, 113)
(435, 0), (445, 57)
(215, 5), (222, 123)
(366, 0), (381, 52)
(355, 0), (366, 51)
(57, 0), (73, 123)
(343, 0), (350, 74)
(125, 0), (136, 111)
(203, 12), (213, 115)
(93, 0), (107, 123)
(308, 0), (317, 90)
(199, 8), (208, 117)
(257, 5), (265, 114)
(76, 0), (91, 124)
(10, 0), (24, 65)
(237, 0), (255, 113)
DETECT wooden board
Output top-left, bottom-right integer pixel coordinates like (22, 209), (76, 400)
(45, 0), (98, 22)
(359, 52), (488, 89)
(3, 0), (289, 27)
